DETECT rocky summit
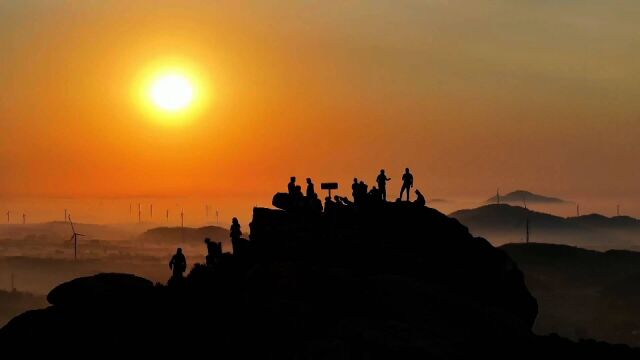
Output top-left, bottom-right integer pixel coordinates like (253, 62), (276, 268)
(1, 202), (638, 358)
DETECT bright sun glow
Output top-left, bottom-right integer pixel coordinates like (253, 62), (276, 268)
(149, 74), (194, 112)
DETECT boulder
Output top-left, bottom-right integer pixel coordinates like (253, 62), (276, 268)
(47, 273), (154, 306)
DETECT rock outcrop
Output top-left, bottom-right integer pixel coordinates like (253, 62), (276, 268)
(1, 202), (637, 358)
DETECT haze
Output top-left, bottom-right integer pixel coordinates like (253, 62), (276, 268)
(1, 1), (640, 224)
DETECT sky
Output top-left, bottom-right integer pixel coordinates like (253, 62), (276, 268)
(1, 1), (639, 224)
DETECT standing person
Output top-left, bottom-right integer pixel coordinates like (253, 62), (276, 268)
(376, 169), (391, 201)
(351, 178), (359, 199)
(230, 217), (242, 241)
(306, 178), (315, 198)
(169, 248), (187, 279)
(288, 177), (297, 194)
(400, 168), (414, 201)
(230, 217), (243, 256)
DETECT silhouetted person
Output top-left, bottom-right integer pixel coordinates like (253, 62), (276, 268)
(169, 248), (187, 279)
(204, 238), (222, 266)
(230, 217), (246, 257)
(400, 168), (414, 201)
(309, 193), (323, 213)
(335, 195), (353, 207)
(414, 189), (426, 207)
(293, 185), (304, 208)
(306, 178), (315, 198)
(368, 186), (381, 202)
(355, 181), (369, 205)
(230, 217), (242, 241)
(324, 196), (336, 213)
(376, 169), (391, 201)
(351, 178), (359, 199)
(288, 177), (297, 195)
(359, 181), (368, 194)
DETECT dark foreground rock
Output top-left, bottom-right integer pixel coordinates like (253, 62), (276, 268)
(1, 203), (637, 358)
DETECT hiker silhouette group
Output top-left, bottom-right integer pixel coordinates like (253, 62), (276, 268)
(170, 168), (426, 281)
(280, 167), (424, 213)
(169, 217), (246, 282)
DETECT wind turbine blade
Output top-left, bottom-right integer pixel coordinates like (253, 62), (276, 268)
(70, 235), (75, 241)
(76, 234), (86, 237)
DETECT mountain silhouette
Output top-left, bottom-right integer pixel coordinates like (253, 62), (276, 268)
(486, 190), (567, 204)
(502, 243), (640, 346)
(451, 204), (640, 249)
(138, 225), (229, 246)
(1, 202), (637, 357)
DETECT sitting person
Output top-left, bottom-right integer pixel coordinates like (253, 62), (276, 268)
(324, 196), (336, 213)
(368, 186), (381, 202)
(308, 192), (323, 213)
(414, 189), (426, 207)
(335, 195), (353, 207)
(204, 238), (222, 266)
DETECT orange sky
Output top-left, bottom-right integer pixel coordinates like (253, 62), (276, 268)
(1, 1), (639, 223)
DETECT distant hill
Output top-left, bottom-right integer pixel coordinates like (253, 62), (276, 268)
(0, 222), (144, 242)
(486, 190), (567, 204)
(450, 204), (640, 249)
(0, 290), (46, 327)
(452, 204), (570, 230)
(502, 243), (640, 346)
(138, 225), (230, 246)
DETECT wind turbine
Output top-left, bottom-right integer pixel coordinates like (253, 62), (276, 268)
(180, 208), (185, 242)
(68, 215), (85, 261)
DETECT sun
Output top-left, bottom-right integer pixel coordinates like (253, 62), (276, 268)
(149, 73), (194, 112)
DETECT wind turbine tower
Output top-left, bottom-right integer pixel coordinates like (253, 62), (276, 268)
(138, 203), (141, 224)
(68, 215), (85, 261)
(496, 188), (500, 205)
(22, 213), (26, 225)
(6, 211), (9, 224)
(525, 218), (530, 244)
